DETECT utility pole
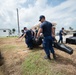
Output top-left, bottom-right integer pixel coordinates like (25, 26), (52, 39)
(16, 8), (20, 36)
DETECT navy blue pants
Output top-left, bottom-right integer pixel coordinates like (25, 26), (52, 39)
(58, 35), (63, 43)
(43, 36), (55, 56)
(25, 37), (33, 48)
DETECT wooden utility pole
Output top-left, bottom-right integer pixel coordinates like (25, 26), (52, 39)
(17, 8), (20, 36)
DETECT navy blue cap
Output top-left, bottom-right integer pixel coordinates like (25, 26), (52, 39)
(39, 15), (45, 21)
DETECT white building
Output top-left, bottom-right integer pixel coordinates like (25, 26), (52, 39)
(0, 29), (10, 37)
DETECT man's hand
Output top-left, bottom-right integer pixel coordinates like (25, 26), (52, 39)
(35, 38), (38, 41)
(35, 36), (38, 41)
(37, 28), (42, 38)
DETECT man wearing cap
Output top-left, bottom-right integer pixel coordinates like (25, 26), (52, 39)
(58, 27), (64, 43)
(21, 27), (33, 49)
(37, 15), (56, 60)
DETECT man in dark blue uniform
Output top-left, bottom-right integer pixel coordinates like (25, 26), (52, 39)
(37, 15), (56, 60)
(58, 28), (64, 43)
(21, 28), (33, 49)
(25, 30), (33, 49)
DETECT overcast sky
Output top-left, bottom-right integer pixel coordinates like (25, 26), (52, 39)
(0, 0), (76, 31)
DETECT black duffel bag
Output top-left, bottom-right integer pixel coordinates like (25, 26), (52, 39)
(32, 37), (43, 46)
(54, 42), (73, 55)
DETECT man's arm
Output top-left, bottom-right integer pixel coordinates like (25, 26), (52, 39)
(52, 27), (55, 37)
(18, 34), (24, 39)
(37, 28), (42, 38)
(21, 34), (26, 41)
(61, 30), (64, 35)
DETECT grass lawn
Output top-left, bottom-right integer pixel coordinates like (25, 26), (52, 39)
(22, 49), (76, 75)
(0, 37), (76, 75)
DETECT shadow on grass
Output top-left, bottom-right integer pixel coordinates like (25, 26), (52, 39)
(54, 54), (76, 67)
(31, 46), (43, 52)
(0, 52), (4, 66)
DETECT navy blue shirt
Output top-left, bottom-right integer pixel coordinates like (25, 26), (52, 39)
(40, 21), (52, 37)
(25, 30), (33, 39)
(59, 30), (63, 36)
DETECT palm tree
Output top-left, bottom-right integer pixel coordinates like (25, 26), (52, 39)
(69, 27), (73, 31)
(12, 28), (16, 34)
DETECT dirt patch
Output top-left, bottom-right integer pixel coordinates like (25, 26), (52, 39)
(0, 37), (30, 75)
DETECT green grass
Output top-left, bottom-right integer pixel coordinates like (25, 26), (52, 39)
(22, 51), (66, 75)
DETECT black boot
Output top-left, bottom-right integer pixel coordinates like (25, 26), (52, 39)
(53, 53), (56, 60)
(48, 55), (51, 60)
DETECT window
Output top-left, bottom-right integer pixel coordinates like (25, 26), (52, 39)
(3, 30), (6, 32)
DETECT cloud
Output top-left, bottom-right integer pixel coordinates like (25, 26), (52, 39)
(0, 0), (76, 32)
